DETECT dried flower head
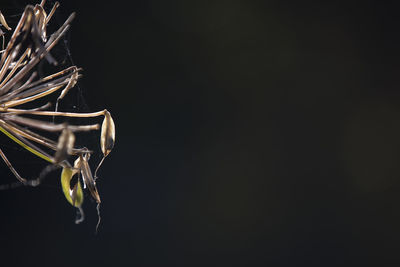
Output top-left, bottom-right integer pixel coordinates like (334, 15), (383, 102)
(0, 1), (115, 226)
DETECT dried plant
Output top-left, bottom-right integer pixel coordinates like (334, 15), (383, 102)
(0, 1), (115, 227)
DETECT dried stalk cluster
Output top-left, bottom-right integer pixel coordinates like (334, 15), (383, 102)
(0, 1), (115, 224)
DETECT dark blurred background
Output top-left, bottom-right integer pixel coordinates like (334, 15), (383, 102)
(1, 0), (400, 266)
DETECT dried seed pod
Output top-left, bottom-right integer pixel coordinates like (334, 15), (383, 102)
(79, 154), (101, 203)
(61, 166), (83, 207)
(94, 110), (115, 179)
(100, 110), (115, 157)
(54, 128), (74, 163)
(0, 11), (11, 31)
(57, 68), (79, 102)
(33, 4), (47, 41)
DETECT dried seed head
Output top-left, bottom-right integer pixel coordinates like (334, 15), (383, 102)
(54, 128), (75, 163)
(100, 110), (115, 157)
(61, 166), (83, 207)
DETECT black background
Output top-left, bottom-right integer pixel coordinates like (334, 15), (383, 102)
(1, 0), (400, 266)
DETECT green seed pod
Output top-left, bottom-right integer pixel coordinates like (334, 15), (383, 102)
(61, 166), (83, 207)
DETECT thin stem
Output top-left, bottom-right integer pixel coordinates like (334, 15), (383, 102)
(0, 147), (28, 183)
(0, 66), (78, 103)
(4, 115), (100, 132)
(0, 6), (31, 67)
(0, 120), (94, 155)
(0, 121), (53, 163)
(0, 48), (30, 88)
(2, 108), (107, 118)
(0, 12), (75, 95)
(3, 84), (64, 107)
(5, 121), (58, 150)
(94, 156), (106, 180)
(45, 2), (60, 25)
